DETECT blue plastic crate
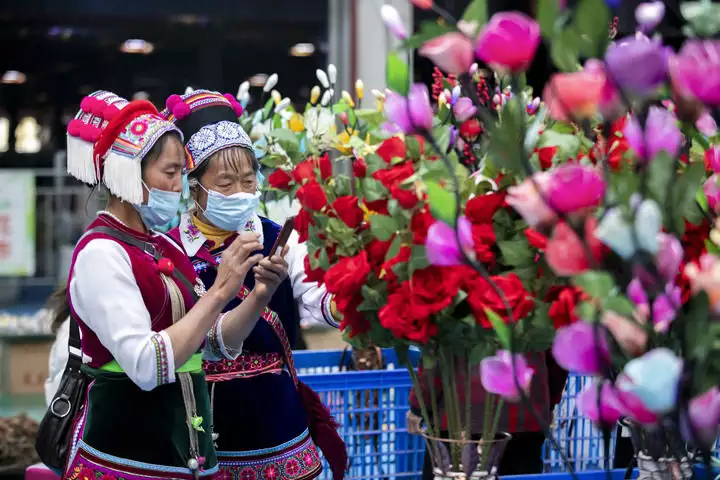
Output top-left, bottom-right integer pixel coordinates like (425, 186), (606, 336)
(296, 349), (719, 479)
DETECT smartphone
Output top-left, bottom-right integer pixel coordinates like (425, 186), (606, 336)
(270, 216), (295, 257)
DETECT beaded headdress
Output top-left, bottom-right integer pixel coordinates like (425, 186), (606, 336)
(161, 89), (252, 173)
(66, 90), (183, 204)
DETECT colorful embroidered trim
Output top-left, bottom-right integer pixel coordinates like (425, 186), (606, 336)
(204, 352), (284, 382)
(150, 333), (171, 386)
(320, 292), (340, 328)
(206, 313), (226, 360)
(215, 429), (322, 480)
(65, 440), (218, 480)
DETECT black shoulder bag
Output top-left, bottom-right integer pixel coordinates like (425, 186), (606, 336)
(35, 226), (199, 470)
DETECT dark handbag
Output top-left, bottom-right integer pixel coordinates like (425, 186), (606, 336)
(35, 225), (201, 471)
(35, 317), (88, 470)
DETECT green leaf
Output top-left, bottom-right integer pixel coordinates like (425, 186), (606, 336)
(497, 238), (534, 267)
(369, 214), (398, 241)
(462, 0), (488, 29)
(575, 301), (597, 321)
(430, 125), (452, 155)
(573, 0), (610, 57)
(355, 108), (385, 126)
(673, 161), (706, 231)
(487, 99), (525, 174)
(602, 295), (635, 316)
(573, 271), (615, 298)
(260, 155), (288, 168)
(385, 234), (403, 262)
(426, 181), (456, 226)
(647, 152), (674, 204)
(537, 0), (560, 39)
(318, 247), (330, 271)
(269, 128), (300, 153)
(685, 292), (711, 363)
(485, 308), (510, 349)
(550, 28), (580, 72)
(358, 284), (387, 312)
(364, 153), (386, 175)
(539, 130), (581, 162)
(406, 135), (422, 159)
(361, 178), (389, 201)
(401, 21), (457, 50)
(409, 245), (430, 272)
(386, 52), (410, 96)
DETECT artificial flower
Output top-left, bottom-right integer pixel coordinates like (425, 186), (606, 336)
(506, 172), (557, 228)
(685, 254), (720, 313)
(583, 59), (625, 120)
(419, 33), (474, 75)
(604, 35), (668, 95)
(380, 5), (408, 40)
(656, 232), (684, 282)
(332, 196), (364, 229)
(668, 40), (720, 106)
(552, 321), (611, 375)
(453, 97), (477, 122)
(543, 71), (605, 122)
(296, 181), (328, 211)
(601, 310), (648, 356)
(682, 387), (720, 448)
(545, 217), (603, 277)
(615, 348), (683, 414)
(627, 279), (681, 332)
(465, 274), (534, 326)
(267, 168), (293, 190)
(703, 174), (720, 214)
(577, 381), (625, 425)
(480, 350), (535, 402)
(623, 106), (681, 163)
(323, 251), (371, 295)
(408, 83), (434, 131)
(384, 91), (414, 134)
(475, 12), (540, 73)
(546, 164), (606, 213)
(635, 1), (665, 32)
(425, 216), (474, 266)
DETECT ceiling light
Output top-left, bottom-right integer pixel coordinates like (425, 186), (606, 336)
(290, 43), (315, 57)
(120, 39), (154, 54)
(2, 71), (26, 85)
(248, 74), (268, 88)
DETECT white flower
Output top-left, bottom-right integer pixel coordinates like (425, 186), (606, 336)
(275, 98), (291, 113)
(184, 86), (194, 95)
(316, 69), (330, 89)
(263, 73), (278, 92)
(327, 64), (337, 84)
(236, 81), (250, 100)
(305, 107), (334, 144)
(320, 90), (333, 106)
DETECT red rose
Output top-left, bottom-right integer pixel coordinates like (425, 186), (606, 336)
(682, 219), (710, 263)
(381, 246), (412, 289)
(365, 199), (390, 216)
(373, 162), (415, 190)
(459, 119), (482, 139)
(471, 223), (496, 264)
(335, 293), (370, 337)
(268, 169), (293, 190)
(366, 238), (392, 271)
(353, 158), (368, 177)
(296, 181), (328, 211)
(323, 251), (371, 295)
(376, 136), (407, 163)
(524, 228), (548, 250)
(545, 286), (584, 329)
(379, 283), (438, 344)
(413, 135), (426, 156)
(294, 208), (314, 243)
(409, 266), (461, 317)
(303, 253), (326, 285)
(318, 153), (332, 180)
(410, 208), (435, 244)
(391, 185), (420, 209)
(537, 146), (557, 170)
(332, 195), (364, 229)
(465, 273), (534, 327)
(465, 193), (506, 224)
(292, 159), (317, 184)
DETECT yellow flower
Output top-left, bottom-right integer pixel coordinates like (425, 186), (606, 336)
(342, 90), (355, 108)
(271, 90), (281, 105)
(334, 129), (357, 154)
(289, 113), (305, 133)
(310, 86), (321, 105)
(355, 79), (364, 100)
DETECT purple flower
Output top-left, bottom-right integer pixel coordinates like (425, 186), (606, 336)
(635, 1), (665, 33)
(703, 174), (720, 214)
(577, 381), (625, 426)
(681, 387), (720, 448)
(656, 232), (683, 282)
(623, 106), (681, 163)
(627, 278), (681, 332)
(697, 111), (718, 137)
(551, 322), (611, 375)
(408, 83), (434, 131)
(383, 92), (413, 134)
(479, 350), (534, 403)
(669, 40), (720, 106)
(425, 216), (474, 266)
(604, 35), (668, 94)
(380, 5), (408, 40)
(453, 97), (477, 122)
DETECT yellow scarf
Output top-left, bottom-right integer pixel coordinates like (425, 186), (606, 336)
(193, 215), (234, 250)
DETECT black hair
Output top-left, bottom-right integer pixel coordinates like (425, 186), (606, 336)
(188, 146), (260, 182)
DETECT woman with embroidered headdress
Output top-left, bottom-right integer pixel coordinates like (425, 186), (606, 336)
(54, 91), (289, 479)
(162, 90), (346, 480)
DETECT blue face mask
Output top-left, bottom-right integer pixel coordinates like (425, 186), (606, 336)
(200, 186), (260, 232)
(135, 183), (182, 230)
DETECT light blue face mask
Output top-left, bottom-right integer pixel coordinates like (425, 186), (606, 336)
(199, 185), (260, 232)
(135, 183), (183, 230)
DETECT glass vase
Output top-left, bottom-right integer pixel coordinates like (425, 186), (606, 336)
(421, 432), (511, 480)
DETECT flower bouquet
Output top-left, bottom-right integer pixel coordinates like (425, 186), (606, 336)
(368, 0), (720, 478)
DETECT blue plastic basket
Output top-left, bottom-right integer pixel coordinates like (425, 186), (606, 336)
(296, 349), (719, 479)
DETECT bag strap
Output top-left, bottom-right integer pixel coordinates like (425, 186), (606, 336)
(86, 226), (200, 302)
(66, 316), (83, 371)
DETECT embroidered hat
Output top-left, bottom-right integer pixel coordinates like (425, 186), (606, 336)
(66, 91), (183, 204)
(161, 89), (252, 173)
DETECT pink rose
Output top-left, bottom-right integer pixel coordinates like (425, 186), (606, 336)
(419, 32), (474, 75)
(545, 217), (603, 277)
(543, 71), (605, 122)
(475, 12), (540, 73)
(506, 172), (557, 228)
(547, 164), (606, 213)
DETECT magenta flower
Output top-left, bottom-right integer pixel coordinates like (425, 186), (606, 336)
(480, 350), (534, 403)
(623, 106), (681, 163)
(682, 387), (720, 448)
(668, 40), (720, 106)
(583, 59), (625, 120)
(408, 84), (434, 132)
(627, 278), (680, 333)
(697, 111), (718, 137)
(656, 232), (683, 282)
(419, 32), (474, 75)
(703, 174), (720, 214)
(453, 97), (477, 122)
(425, 216), (474, 266)
(475, 12), (540, 73)
(615, 389), (660, 425)
(383, 92), (413, 134)
(552, 322), (611, 376)
(546, 164), (606, 213)
(577, 381), (625, 426)
(706, 146), (720, 173)
(616, 348), (683, 414)
(604, 35), (669, 95)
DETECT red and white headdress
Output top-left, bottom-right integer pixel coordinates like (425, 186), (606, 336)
(66, 90), (183, 204)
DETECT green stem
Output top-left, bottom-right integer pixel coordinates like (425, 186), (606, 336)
(464, 355), (472, 442)
(405, 359), (437, 438)
(490, 397), (504, 438)
(429, 367), (441, 439)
